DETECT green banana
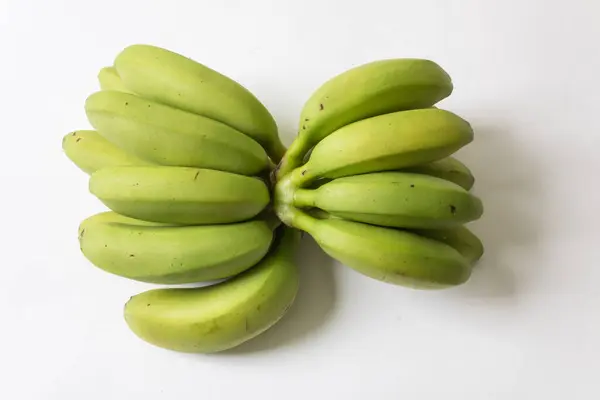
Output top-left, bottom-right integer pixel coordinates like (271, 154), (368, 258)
(114, 44), (286, 162)
(413, 226), (484, 264)
(123, 227), (300, 353)
(293, 172), (483, 229)
(277, 58), (453, 178)
(300, 156), (474, 190)
(402, 156), (475, 190)
(85, 90), (269, 176)
(287, 108), (474, 187)
(62, 130), (151, 174)
(89, 166), (270, 225)
(98, 67), (133, 93)
(288, 210), (471, 288)
(78, 212), (275, 284)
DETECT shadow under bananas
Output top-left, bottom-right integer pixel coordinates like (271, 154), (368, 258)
(221, 234), (337, 354)
(448, 118), (545, 299)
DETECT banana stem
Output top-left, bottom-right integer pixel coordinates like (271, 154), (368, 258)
(286, 207), (317, 233)
(293, 189), (315, 208)
(273, 173), (295, 226)
(275, 135), (311, 180)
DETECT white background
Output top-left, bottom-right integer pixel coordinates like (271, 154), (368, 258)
(1, 0), (599, 398)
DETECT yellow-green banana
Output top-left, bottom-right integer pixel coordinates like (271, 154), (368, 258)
(287, 108), (474, 187)
(402, 156), (475, 190)
(293, 172), (483, 229)
(89, 166), (270, 225)
(123, 227), (300, 353)
(114, 44), (286, 162)
(85, 90), (269, 176)
(62, 130), (151, 174)
(78, 212), (276, 284)
(277, 59), (453, 178)
(287, 210), (470, 289)
(300, 156), (474, 191)
(98, 67), (132, 93)
(413, 226), (484, 264)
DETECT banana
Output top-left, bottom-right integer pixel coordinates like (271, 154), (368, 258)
(277, 58), (453, 178)
(123, 227), (300, 353)
(114, 44), (286, 162)
(78, 212), (276, 284)
(62, 130), (151, 174)
(89, 166), (270, 225)
(412, 226), (484, 264)
(85, 90), (269, 176)
(299, 156), (474, 191)
(287, 108), (474, 187)
(402, 156), (475, 190)
(98, 67), (133, 93)
(293, 172), (483, 229)
(287, 209), (471, 288)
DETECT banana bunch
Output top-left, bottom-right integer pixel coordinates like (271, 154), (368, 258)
(63, 44), (299, 353)
(274, 59), (484, 289)
(63, 46), (486, 353)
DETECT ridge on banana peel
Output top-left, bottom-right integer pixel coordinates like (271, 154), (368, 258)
(293, 172), (483, 229)
(283, 208), (471, 289)
(78, 212), (277, 284)
(124, 227), (300, 353)
(62, 130), (152, 175)
(286, 108), (474, 187)
(277, 58), (453, 178)
(89, 166), (270, 225)
(114, 44), (287, 162)
(85, 90), (269, 176)
(98, 67), (133, 93)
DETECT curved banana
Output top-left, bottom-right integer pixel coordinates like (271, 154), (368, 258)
(293, 172), (483, 229)
(78, 212), (276, 284)
(287, 108), (474, 187)
(290, 210), (470, 288)
(114, 44), (286, 161)
(85, 90), (269, 176)
(89, 166), (270, 225)
(123, 227), (300, 353)
(277, 58), (453, 178)
(98, 67), (133, 93)
(412, 226), (484, 264)
(300, 156), (474, 191)
(402, 156), (475, 190)
(62, 130), (151, 174)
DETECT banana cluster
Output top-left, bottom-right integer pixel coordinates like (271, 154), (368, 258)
(274, 59), (484, 289)
(63, 46), (486, 353)
(63, 45), (299, 353)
